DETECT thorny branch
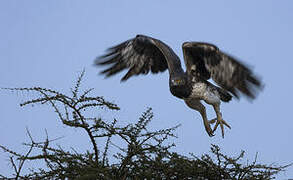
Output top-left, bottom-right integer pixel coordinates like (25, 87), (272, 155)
(0, 71), (291, 179)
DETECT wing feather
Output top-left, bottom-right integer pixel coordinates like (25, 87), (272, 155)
(182, 42), (262, 99)
(95, 35), (171, 81)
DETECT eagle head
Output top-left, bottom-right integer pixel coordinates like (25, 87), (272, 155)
(169, 74), (191, 99)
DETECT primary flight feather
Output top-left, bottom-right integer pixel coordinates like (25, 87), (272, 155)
(95, 34), (262, 138)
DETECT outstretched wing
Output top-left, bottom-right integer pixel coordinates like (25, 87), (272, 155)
(95, 35), (181, 81)
(182, 42), (262, 99)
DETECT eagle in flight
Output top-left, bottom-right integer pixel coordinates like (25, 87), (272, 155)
(95, 34), (262, 138)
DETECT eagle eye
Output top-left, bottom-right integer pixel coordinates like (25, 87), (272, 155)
(172, 79), (184, 85)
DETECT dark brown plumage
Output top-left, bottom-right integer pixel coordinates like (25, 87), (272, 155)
(95, 35), (170, 81)
(95, 34), (263, 138)
(182, 42), (261, 99)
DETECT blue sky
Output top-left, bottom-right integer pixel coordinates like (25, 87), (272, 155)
(0, 0), (292, 178)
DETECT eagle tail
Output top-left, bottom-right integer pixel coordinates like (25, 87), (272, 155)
(217, 88), (232, 102)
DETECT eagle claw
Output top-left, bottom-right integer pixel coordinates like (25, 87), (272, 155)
(212, 118), (231, 138)
(204, 118), (217, 137)
(206, 128), (214, 137)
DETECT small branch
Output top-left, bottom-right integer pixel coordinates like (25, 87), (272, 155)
(14, 129), (35, 179)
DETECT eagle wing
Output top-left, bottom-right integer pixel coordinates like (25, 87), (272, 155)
(95, 35), (181, 81)
(182, 42), (262, 99)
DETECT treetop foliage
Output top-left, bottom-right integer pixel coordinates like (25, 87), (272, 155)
(0, 71), (290, 179)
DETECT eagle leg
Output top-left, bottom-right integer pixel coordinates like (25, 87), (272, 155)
(185, 99), (215, 137)
(212, 104), (231, 138)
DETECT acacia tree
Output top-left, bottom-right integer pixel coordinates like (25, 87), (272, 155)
(0, 71), (290, 179)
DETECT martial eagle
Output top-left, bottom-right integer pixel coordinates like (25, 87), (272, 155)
(95, 34), (262, 138)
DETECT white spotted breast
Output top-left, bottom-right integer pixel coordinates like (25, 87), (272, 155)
(188, 82), (207, 99)
(187, 82), (221, 104)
